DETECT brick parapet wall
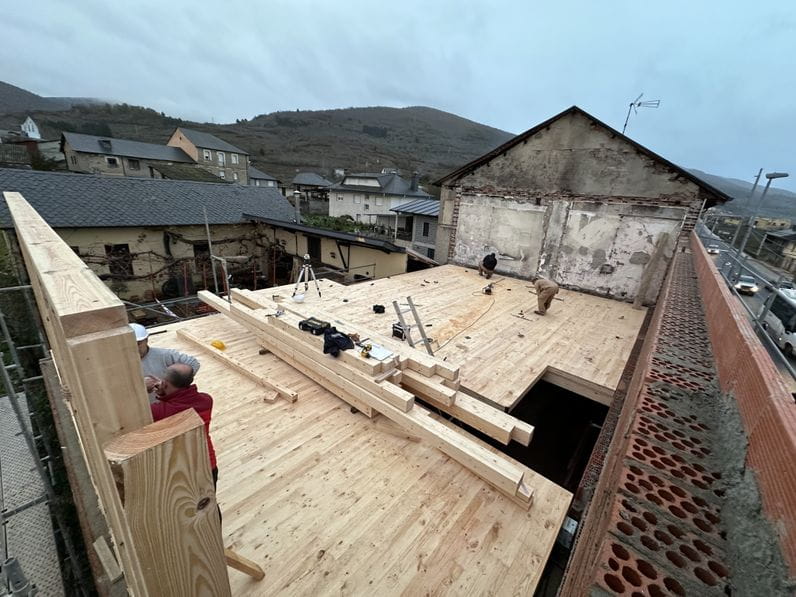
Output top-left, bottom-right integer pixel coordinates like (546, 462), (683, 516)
(691, 232), (796, 577)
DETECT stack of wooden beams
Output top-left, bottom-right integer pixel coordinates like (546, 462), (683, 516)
(198, 288), (537, 509)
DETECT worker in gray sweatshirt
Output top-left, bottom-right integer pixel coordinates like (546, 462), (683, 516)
(130, 323), (200, 403)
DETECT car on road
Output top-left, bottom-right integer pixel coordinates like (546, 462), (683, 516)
(707, 244), (721, 254)
(761, 290), (796, 357)
(765, 279), (795, 292)
(734, 275), (759, 295)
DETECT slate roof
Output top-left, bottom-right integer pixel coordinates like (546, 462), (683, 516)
(293, 172), (332, 187)
(331, 172), (431, 199)
(245, 216), (405, 253)
(248, 165), (277, 181)
(174, 128), (248, 154)
(434, 105), (732, 208)
(390, 198), (440, 217)
(765, 229), (796, 242)
(0, 168), (295, 229)
(62, 132), (193, 163)
(149, 163), (228, 183)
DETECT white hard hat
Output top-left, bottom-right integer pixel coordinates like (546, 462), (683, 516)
(129, 323), (149, 341)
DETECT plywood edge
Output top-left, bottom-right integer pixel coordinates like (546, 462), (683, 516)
(543, 367), (614, 406)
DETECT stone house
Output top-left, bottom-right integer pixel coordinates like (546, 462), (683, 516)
(0, 169), (407, 301)
(760, 229), (796, 273)
(435, 106), (730, 304)
(61, 132), (195, 177)
(390, 198), (439, 260)
(329, 170), (432, 234)
(248, 165), (279, 188)
(21, 116), (41, 140)
(167, 127), (249, 184)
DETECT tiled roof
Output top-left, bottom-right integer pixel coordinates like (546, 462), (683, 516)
(62, 132), (193, 163)
(0, 168), (295, 229)
(293, 172), (332, 187)
(150, 163), (227, 183)
(248, 165), (277, 181)
(331, 172), (431, 199)
(174, 127), (248, 154)
(390, 198), (440, 216)
(245, 215), (405, 253)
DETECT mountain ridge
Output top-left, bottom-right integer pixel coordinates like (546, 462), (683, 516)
(0, 81), (792, 219)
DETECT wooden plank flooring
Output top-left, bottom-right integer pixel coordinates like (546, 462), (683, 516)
(149, 315), (572, 596)
(256, 264), (646, 410)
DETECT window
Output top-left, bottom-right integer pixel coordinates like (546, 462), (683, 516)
(267, 181), (275, 187)
(337, 194), (344, 201)
(231, 154), (239, 165)
(219, 170), (225, 178)
(422, 222), (430, 237)
(104, 244), (133, 277)
(255, 180), (260, 186)
(233, 172), (239, 181)
(217, 152), (226, 165)
(193, 242), (210, 267)
(355, 214), (361, 222)
(106, 157), (118, 168)
(70, 155), (78, 166)
(427, 248), (435, 260)
(203, 149), (211, 161)
(364, 204), (370, 211)
(354, 195), (362, 204)
(375, 197), (383, 206)
(128, 159), (140, 170)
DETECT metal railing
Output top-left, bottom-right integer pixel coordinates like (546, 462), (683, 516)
(696, 224), (796, 385)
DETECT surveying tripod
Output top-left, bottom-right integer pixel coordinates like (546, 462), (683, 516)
(292, 254), (322, 298)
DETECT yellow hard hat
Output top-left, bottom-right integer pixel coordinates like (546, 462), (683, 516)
(210, 340), (226, 350)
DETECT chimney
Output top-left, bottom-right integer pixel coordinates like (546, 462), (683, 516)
(293, 190), (301, 223)
(410, 171), (419, 192)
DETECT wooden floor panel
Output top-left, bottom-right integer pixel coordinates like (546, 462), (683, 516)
(149, 314), (571, 596)
(258, 264), (647, 409)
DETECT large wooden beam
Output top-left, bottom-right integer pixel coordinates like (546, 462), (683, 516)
(231, 288), (459, 380)
(5, 192), (230, 596)
(199, 292), (533, 507)
(105, 410), (231, 595)
(176, 328), (298, 403)
(6, 192), (151, 594)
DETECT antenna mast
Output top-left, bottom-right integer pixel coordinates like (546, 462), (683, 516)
(622, 93), (661, 135)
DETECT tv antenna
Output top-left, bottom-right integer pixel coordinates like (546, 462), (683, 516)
(622, 93), (660, 135)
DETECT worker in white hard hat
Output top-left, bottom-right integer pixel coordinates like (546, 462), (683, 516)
(129, 323), (200, 402)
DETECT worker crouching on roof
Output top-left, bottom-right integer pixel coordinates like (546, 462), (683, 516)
(130, 323), (200, 403)
(531, 274), (560, 316)
(478, 253), (498, 279)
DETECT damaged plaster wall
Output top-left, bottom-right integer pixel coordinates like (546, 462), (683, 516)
(437, 109), (704, 303)
(452, 195), (545, 278)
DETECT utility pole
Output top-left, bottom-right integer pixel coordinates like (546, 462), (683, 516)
(737, 171), (789, 257)
(730, 168), (763, 248)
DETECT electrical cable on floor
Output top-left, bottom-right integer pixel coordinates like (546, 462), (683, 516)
(436, 296), (496, 351)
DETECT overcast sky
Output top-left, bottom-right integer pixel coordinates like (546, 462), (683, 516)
(4, 1), (796, 190)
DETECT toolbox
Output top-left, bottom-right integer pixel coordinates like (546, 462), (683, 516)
(298, 317), (331, 335)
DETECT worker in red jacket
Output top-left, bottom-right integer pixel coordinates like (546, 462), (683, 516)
(151, 363), (218, 489)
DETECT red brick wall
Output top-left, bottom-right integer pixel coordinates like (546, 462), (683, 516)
(691, 233), (796, 577)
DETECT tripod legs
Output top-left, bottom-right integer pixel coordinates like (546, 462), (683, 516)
(292, 263), (322, 298)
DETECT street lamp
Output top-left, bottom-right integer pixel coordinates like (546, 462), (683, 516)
(737, 171), (789, 256)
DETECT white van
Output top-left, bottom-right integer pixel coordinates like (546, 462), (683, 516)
(762, 289), (796, 357)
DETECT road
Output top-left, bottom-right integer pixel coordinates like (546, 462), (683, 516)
(698, 227), (796, 392)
